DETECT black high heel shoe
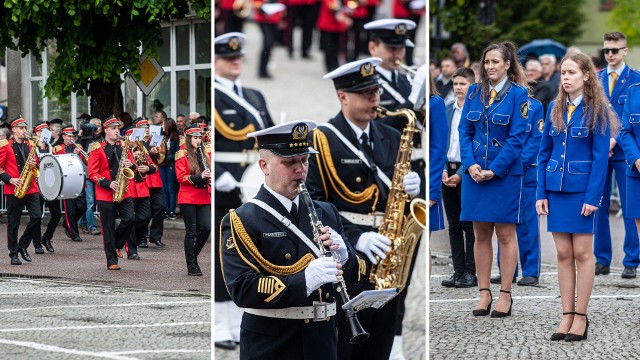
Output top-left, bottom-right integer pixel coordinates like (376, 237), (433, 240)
(472, 288), (492, 316)
(565, 312), (589, 342)
(490, 289), (512, 318)
(550, 312), (575, 341)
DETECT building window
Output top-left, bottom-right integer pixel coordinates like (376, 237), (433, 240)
(27, 20), (211, 126)
(600, 0), (615, 11)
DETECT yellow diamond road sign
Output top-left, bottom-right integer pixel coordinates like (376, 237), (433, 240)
(135, 53), (165, 96)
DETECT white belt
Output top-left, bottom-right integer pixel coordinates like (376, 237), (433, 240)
(214, 151), (259, 164)
(244, 302), (336, 321)
(411, 147), (424, 161)
(340, 211), (385, 228)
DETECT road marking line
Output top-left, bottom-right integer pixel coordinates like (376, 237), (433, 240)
(0, 322), (209, 333)
(0, 291), (87, 295)
(430, 271), (560, 279)
(431, 294), (640, 303)
(0, 300), (210, 313)
(0, 339), (138, 360)
(108, 349), (211, 355)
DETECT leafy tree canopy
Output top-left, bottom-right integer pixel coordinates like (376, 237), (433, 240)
(432, 0), (584, 62)
(610, 0), (640, 47)
(0, 0), (211, 100)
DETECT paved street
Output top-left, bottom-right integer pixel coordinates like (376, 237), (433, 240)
(430, 213), (640, 359)
(215, 16), (427, 360)
(0, 216), (211, 359)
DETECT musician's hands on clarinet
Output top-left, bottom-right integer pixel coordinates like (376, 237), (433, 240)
(355, 232), (391, 264)
(320, 226), (348, 265)
(304, 256), (343, 296)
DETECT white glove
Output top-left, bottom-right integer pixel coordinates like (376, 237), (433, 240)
(326, 227), (348, 265)
(305, 257), (339, 296)
(215, 171), (237, 192)
(403, 171), (421, 197)
(355, 232), (391, 265)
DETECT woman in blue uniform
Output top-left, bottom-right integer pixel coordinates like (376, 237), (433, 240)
(620, 83), (640, 253)
(458, 41), (529, 318)
(536, 53), (616, 342)
(430, 76), (447, 234)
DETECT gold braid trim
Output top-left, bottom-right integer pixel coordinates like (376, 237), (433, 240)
(313, 130), (379, 208)
(230, 210), (314, 276)
(214, 109), (256, 141)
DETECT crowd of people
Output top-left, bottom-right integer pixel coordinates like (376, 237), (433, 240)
(0, 110), (212, 276)
(431, 31), (640, 342)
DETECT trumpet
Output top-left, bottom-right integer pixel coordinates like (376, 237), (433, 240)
(72, 142), (89, 159)
(395, 60), (417, 75)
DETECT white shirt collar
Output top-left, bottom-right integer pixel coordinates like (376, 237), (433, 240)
(375, 66), (394, 82)
(490, 76), (509, 93)
(567, 93), (584, 107)
(607, 63), (626, 76)
(345, 116), (371, 141)
(264, 183), (299, 212)
(215, 76), (242, 92)
(454, 100), (464, 111)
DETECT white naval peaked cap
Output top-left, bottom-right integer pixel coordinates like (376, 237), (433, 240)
(214, 32), (246, 57)
(323, 57), (387, 91)
(248, 120), (319, 158)
(364, 19), (417, 47)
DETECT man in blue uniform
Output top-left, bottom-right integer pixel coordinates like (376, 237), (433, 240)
(220, 121), (362, 360)
(595, 31), (640, 278)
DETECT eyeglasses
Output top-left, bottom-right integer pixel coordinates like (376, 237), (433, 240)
(346, 87), (383, 97)
(602, 47), (626, 55)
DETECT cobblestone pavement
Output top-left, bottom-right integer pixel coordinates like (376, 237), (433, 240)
(0, 277), (210, 360)
(215, 15), (427, 360)
(430, 213), (640, 359)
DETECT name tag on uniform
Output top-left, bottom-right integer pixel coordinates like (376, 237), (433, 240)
(380, 100), (395, 106)
(341, 159), (363, 165)
(222, 109), (237, 115)
(263, 232), (287, 238)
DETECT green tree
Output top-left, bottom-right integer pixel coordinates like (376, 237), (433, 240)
(610, 0), (640, 46)
(0, 0), (211, 119)
(432, 0), (584, 61)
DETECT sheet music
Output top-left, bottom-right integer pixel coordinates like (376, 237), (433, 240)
(341, 288), (399, 312)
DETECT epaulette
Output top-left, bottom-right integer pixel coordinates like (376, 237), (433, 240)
(0, 139), (8, 148)
(52, 145), (63, 153)
(179, 135), (185, 146)
(511, 82), (528, 91)
(175, 149), (186, 160)
(528, 97), (542, 106)
(629, 68), (640, 77)
(90, 142), (102, 152)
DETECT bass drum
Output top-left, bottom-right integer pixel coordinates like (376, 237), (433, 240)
(238, 162), (264, 202)
(38, 154), (86, 201)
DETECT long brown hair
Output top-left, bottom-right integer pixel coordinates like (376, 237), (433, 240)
(549, 53), (619, 135)
(185, 133), (202, 175)
(429, 74), (440, 97)
(475, 41), (528, 103)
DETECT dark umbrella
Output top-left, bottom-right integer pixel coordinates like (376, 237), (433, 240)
(518, 39), (567, 62)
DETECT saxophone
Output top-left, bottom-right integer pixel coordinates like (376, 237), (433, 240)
(369, 106), (427, 293)
(133, 141), (149, 180)
(113, 137), (135, 203)
(14, 136), (40, 199)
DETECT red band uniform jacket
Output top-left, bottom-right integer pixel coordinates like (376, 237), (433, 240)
(0, 139), (40, 196)
(88, 141), (137, 202)
(175, 148), (211, 205)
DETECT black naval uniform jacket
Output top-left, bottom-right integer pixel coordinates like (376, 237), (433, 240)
(214, 82), (274, 209)
(307, 111), (401, 257)
(221, 186), (366, 360)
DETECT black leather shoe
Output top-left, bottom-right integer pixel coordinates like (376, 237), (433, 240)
(565, 313), (589, 342)
(64, 228), (72, 239)
(19, 248), (32, 262)
(550, 312), (575, 341)
(34, 246), (45, 254)
(455, 273), (478, 288)
(490, 289), (513, 318)
(472, 288), (492, 316)
(215, 340), (236, 350)
(138, 240), (148, 248)
(441, 273), (462, 288)
(43, 240), (54, 253)
(490, 275), (516, 284)
(188, 265), (203, 276)
(622, 266), (637, 278)
(517, 276), (539, 286)
(595, 262), (610, 275)
(128, 253), (141, 260)
(10, 255), (21, 265)
(72, 237), (83, 242)
(155, 240), (166, 247)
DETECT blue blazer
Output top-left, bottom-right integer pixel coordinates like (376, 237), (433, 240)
(430, 95), (448, 201)
(522, 97), (544, 185)
(536, 100), (611, 206)
(618, 83), (640, 177)
(598, 66), (640, 160)
(459, 81), (529, 177)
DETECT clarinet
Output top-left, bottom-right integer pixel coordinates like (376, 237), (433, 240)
(297, 181), (369, 344)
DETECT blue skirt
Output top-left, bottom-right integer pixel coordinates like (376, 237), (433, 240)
(430, 198), (445, 232)
(626, 176), (640, 219)
(547, 191), (596, 233)
(460, 173), (522, 224)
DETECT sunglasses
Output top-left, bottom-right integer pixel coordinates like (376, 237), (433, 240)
(602, 47), (626, 55)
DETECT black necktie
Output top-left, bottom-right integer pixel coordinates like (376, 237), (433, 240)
(361, 133), (373, 160)
(290, 202), (299, 225)
(233, 84), (240, 97)
(391, 71), (397, 88)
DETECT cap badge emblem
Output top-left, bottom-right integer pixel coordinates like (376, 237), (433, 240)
(360, 63), (374, 77)
(291, 124), (308, 141)
(228, 37), (240, 51)
(395, 24), (407, 35)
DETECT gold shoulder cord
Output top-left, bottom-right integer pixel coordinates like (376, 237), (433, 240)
(229, 210), (314, 276)
(313, 130), (379, 210)
(214, 109), (256, 141)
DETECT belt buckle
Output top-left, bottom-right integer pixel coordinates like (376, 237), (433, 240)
(313, 301), (328, 322)
(450, 162), (458, 170)
(371, 213), (381, 229)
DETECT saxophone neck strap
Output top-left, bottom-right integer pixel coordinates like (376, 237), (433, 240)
(246, 198), (322, 258)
